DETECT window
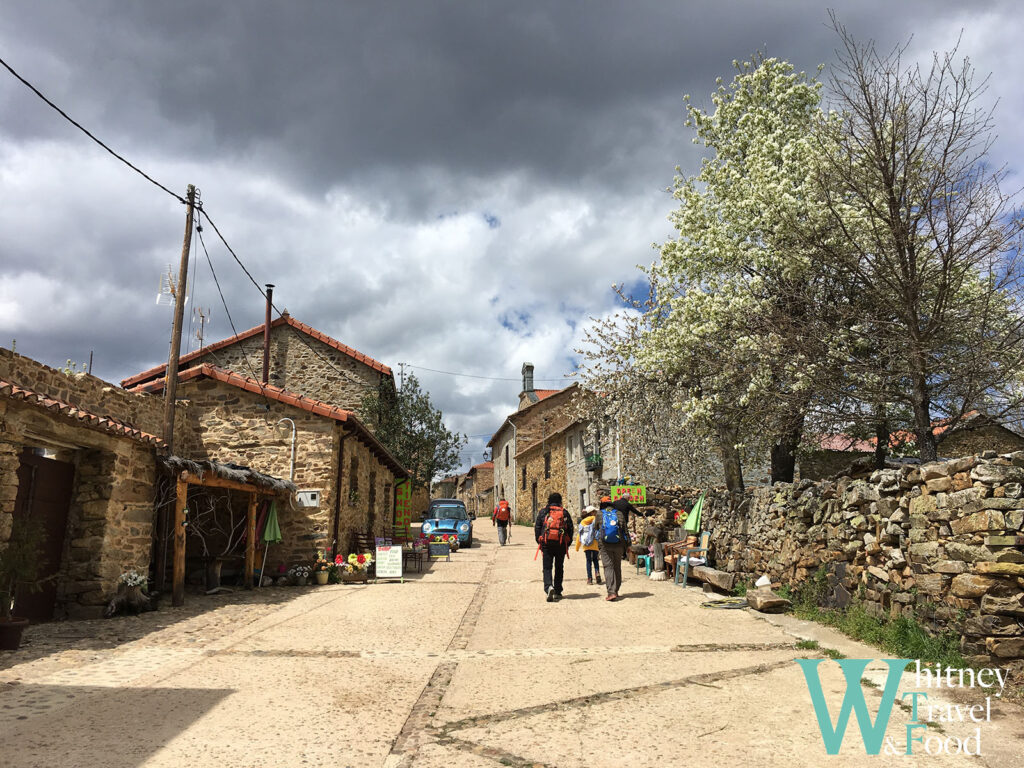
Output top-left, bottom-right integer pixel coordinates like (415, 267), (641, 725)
(505, 444), (509, 467)
(544, 452), (551, 479)
(521, 466), (526, 490)
(349, 456), (358, 493)
(580, 489), (586, 512)
(566, 435), (573, 460)
(369, 471), (377, 511)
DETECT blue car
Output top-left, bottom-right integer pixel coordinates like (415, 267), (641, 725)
(421, 499), (473, 546)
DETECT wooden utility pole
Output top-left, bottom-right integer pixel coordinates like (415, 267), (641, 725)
(162, 184), (196, 453)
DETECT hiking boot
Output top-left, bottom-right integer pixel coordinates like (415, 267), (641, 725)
(586, 578), (593, 585)
(595, 575), (603, 585)
(546, 586), (555, 602)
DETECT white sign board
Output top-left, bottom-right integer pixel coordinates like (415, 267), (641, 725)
(375, 545), (403, 582)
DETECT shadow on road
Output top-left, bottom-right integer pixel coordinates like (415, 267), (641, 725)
(619, 591), (654, 599)
(559, 593), (601, 601)
(0, 683), (233, 768)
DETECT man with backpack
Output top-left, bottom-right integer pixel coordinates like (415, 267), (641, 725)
(597, 495), (630, 601)
(533, 492), (573, 602)
(492, 497), (512, 546)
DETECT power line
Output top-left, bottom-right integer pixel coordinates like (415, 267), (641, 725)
(403, 363), (569, 383)
(0, 54), (187, 205)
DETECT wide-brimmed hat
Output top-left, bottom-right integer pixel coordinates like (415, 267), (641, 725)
(583, 505), (598, 514)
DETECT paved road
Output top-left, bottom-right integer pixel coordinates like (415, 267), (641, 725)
(2, 523), (1021, 767)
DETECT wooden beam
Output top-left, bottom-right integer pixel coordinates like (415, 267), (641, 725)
(246, 494), (258, 589)
(179, 470), (278, 495)
(172, 477), (188, 607)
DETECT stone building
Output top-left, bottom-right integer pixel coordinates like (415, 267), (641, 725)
(487, 364), (578, 523)
(564, 419), (621, 512)
(456, 461), (493, 519)
(0, 348), (170, 618)
(122, 311), (395, 422)
(515, 424), (572, 519)
(132, 364), (407, 566)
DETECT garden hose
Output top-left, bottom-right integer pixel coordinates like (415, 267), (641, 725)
(701, 597), (748, 609)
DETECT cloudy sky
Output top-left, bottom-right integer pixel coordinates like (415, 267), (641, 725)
(1, 1), (1021, 470)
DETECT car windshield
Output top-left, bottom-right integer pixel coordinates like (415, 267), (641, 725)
(432, 506), (468, 520)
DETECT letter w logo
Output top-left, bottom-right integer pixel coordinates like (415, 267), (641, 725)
(796, 658), (911, 755)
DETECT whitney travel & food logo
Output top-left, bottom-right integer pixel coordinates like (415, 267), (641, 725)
(796, 658), (1007, 756)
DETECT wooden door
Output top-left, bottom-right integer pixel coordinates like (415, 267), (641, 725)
(12, 451), (75, 621)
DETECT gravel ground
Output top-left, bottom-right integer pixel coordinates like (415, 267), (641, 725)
(2, 523), (1022, 767)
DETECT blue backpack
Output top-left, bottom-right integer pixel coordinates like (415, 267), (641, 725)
(600, 508), (622, 544)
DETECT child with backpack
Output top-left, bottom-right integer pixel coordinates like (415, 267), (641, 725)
(597, 495), (630, 601)
(533, 492), (573, 602)
(575, 505), (602, 585)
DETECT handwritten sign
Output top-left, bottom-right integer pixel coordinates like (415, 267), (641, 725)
(611, 485), (647, 505)
(375, 545), (403, 581)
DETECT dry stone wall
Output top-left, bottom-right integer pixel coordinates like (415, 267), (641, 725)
(633, 453), (1024, 679)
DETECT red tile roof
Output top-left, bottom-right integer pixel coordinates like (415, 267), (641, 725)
(472, 461), (494, 470)
(0, 378), (164, 447)
(535, 389), (561, 401)
(130, 364), (408, 477)
(120, 313), (391, 388)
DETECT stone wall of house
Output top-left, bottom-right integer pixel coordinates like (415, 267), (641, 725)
(0, 349), (175, 617)
(491, 428), (516, 517)
(516, 440), (569, 523)
(1, 347), (169, 437)
(336, 435), (396, 555)
(176, 377), (339, 569)
(188, 322), (390, 419)
(0, 397), (158, 618)
(636, 453), (1024, 679)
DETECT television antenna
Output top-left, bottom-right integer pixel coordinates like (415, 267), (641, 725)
(156, 265), (188, 308)
(194, 306), (211, 349)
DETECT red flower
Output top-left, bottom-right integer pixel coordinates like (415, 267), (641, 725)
(356, 554), (367, 565)
(334, 554), (344, 564)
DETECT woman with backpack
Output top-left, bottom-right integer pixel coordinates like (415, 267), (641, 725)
(533, 492), (573, 602)
(574, 505), (602, 585)
(597, 495), (630, 601)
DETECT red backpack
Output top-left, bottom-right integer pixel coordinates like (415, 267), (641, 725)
(495, 500), (510, 522)
(542, 506), (569, 546)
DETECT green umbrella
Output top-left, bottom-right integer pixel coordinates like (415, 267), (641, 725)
(259, 501), (282, 587)
(683, 492), (704, 534)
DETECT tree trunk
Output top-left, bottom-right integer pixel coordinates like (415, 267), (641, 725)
(873, 416), (890, 470)
(716, 422), (745, 494)
(770, 418), (804, 484)
(910, 362), (937, 461)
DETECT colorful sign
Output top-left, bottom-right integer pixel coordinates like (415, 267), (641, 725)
(394, 479), (412, 537)
(611, 485), (647, 504)
(375, 545), (403, 581)
(428, 542), (451, 560)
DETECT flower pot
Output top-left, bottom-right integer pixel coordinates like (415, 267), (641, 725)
(0, 617), (29, 651)
(342, 570), (368, 584)
(315, 571), (329, 585)
(295, 576), (308, 586)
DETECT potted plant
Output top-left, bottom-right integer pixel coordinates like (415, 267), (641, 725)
(0, 518), (44, 650)
(337, 552), (373, 583)
(288, 564), (312, 586)
(313, 553), (332, 585)
(585, 454), (603, 472)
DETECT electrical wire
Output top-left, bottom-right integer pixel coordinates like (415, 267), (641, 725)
(196, 225), (272, 393)
(403, 363), (569, 383)
(0, 54), (187, 205)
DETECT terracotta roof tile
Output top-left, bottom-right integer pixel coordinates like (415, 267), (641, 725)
(120, 314), (392, 388)
(0, 378), (164, 447)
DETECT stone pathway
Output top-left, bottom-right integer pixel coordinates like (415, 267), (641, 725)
(2, 524), (1022, 767)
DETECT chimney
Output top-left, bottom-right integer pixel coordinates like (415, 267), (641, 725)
(263, 284), (274, 384)
(521, 362), (534, 394)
